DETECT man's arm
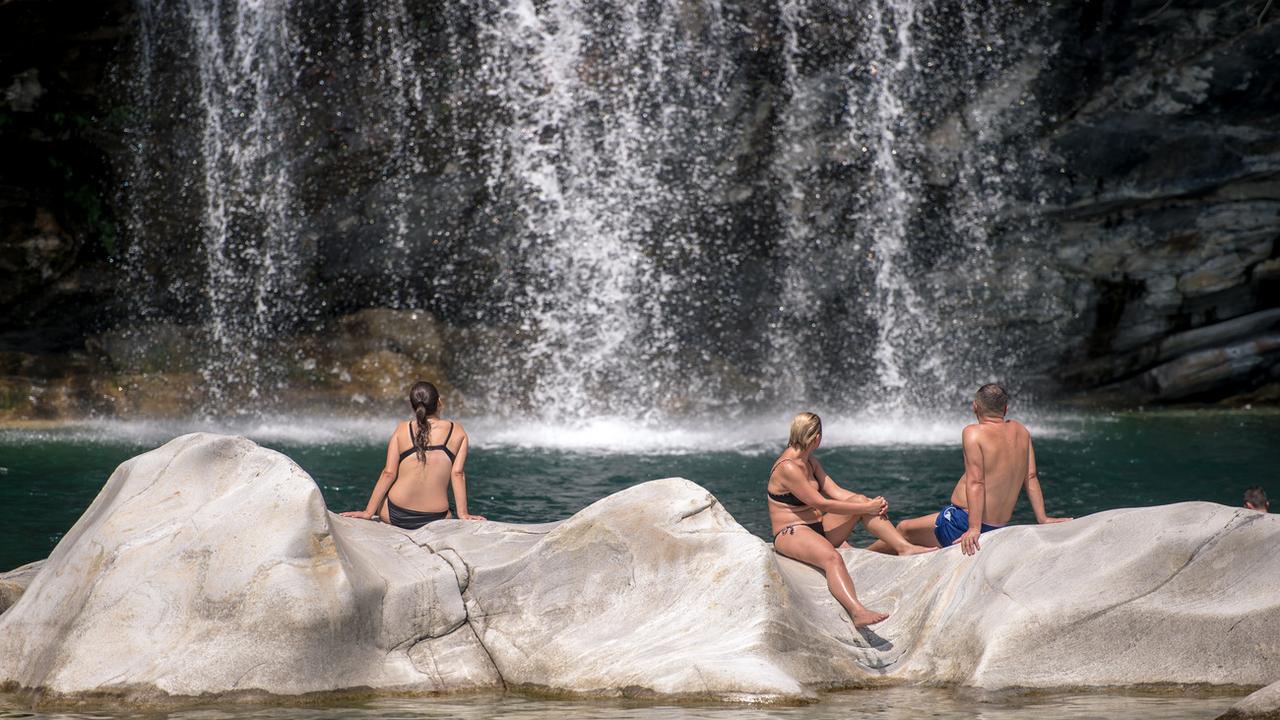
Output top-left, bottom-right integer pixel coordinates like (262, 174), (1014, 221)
(959, 427), (985, 556)
(1024, 439), (1071, 524)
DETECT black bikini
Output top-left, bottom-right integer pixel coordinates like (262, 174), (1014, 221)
(388, 421), (458, 530)
(398, 421), (457, 464)
(767, 457), (826, 539)
(386, 498), (448, 529)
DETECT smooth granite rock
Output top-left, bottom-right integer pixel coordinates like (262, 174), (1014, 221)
(0, 560), (43, 614)
(0, 433), (499, 699)
(2, 434), (1277, 702)
(1221, 679), (1280, 719)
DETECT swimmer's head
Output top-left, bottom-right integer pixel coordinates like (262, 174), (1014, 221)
(974, 383), (1008, 417)
(1244, 485), (1269, 512)
(788, 412), (822, 451)
(409, 381), (441, 417)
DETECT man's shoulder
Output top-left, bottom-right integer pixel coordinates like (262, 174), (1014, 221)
(1006, 418), (1031, 436)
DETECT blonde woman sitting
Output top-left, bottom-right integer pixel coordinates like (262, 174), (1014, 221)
(767, 412), (933, 627)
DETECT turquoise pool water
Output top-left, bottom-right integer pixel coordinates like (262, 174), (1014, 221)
(0, 409), (1275, 571)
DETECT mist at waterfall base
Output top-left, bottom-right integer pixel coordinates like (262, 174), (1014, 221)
(117, 0), (1070, 421)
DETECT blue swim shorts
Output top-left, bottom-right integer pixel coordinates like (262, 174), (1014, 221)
(933, 504), (1002, 547)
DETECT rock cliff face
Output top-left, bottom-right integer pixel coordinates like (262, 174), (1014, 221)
(1, 434), (1276, 702)
(0, 1), (1276, 416)
(1026, 0), (1280, 404)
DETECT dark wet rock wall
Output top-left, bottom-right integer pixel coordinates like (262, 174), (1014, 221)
(0, 0), (1276, 417)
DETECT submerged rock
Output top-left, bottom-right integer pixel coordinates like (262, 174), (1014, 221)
(1, 434), (1277, 702)
(1221, 679), (1280, 719)
(0, 560), (43, 614)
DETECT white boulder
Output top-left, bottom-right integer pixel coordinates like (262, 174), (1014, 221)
(0, 433), (499, 700)
(1, 433), (1276, 702)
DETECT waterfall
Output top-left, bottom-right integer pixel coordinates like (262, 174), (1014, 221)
(361, 0), (429, 300)
(121, 0), (1051, 419)
(470, 0), (736, 416)
(185, 0), (303, 402)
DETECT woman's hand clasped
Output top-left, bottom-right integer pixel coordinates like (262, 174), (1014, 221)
(862, 496), (888, 518)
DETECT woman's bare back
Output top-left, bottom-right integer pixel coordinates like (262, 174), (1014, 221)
(386, 419), (464, 513)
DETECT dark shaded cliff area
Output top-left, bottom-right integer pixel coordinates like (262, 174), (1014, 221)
(0, 0), (1276, 419)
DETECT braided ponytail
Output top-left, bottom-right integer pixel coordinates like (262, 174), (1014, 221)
(408, 381), (440, 463)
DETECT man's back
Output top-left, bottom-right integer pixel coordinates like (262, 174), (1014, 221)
(951, 419), (1031, 526)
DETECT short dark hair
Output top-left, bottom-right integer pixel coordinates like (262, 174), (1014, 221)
(1244, 485), (1269, 510)
(974, 383), (1009, 415)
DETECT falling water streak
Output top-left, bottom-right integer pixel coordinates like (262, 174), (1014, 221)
(477, 0), (685, 415)
(364, 0), (426, 271)
(124, 0), (158, 324)
(186, 0), (235, 402)
(769, 0), (818, 403)
(857, 0), (931, 396)
(185, 0), (300, 404)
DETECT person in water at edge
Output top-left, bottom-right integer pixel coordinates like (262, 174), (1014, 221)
(342, 381), (484, 528)
(1244, 486), (1269, 512)
(895, 383), (1070, 555)
(768, 412), (935, 628)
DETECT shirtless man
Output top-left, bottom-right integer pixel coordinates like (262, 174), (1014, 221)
(896, 384), (1071, 555)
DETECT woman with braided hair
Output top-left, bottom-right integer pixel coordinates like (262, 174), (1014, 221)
(342, 381), (485, 529)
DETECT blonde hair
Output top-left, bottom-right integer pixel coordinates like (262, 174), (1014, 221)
(787, 412), (822, 450)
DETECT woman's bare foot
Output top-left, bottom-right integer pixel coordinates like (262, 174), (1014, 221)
(898, 543), (938, 556)
(851, 606), (890, 627)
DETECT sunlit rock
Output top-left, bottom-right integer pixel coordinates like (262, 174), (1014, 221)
(0, 560), (43, 614)
(2, 434), (1277, 702)
(0, 433), (499, 699)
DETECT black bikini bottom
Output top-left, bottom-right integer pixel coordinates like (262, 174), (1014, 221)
(774, 521), (825, 539)
(386, 497), (449, 530)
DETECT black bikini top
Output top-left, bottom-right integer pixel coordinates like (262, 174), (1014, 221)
(399, 421), (457, 464)
(767, 457), (822, 507)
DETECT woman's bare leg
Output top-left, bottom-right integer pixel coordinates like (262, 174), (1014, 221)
(775, 526), (889, 627)
(821, 512), (860, 547)
(378, 499), (391, 524)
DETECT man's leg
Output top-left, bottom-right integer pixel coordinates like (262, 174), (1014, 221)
(895, 513), (942, 547)
(863, 514), (937, 555)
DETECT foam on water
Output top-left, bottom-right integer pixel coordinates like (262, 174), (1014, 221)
(0, 410), (1083, 454)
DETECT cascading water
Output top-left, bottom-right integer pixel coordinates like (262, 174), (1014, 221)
(470, 1), (738, 417)
(121, 0), (1055, 420)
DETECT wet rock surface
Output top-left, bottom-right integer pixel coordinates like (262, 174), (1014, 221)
(2, 435), (1276, 702)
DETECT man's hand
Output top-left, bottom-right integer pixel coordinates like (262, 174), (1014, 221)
(340, 510), (373, 520)
(959, 528), (981, 555)
(1039, 516), (1072, 524)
